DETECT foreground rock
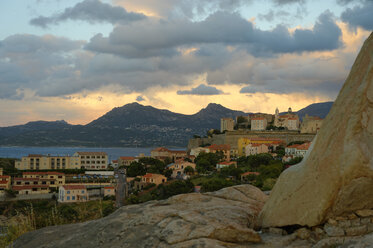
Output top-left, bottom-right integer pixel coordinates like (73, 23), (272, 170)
(259, 32), (373, 228)
(14, 185), (267, 248)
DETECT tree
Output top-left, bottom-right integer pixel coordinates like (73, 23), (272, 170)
(184, 166), (195, 175)
(237, 116), (246, 124)
(220, 166), (242, 179)
(201, 178), (234, 192)
(127, 162), (146, 177)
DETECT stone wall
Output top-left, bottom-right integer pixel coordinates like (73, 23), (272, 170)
(188, 131), (315, 150)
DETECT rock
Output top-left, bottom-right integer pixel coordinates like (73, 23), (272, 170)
(327, 218), (338, 225)
(295, 228), (311, 240)
(13, 185), (266, 248)
(324, 224), (345, 237)
(259, 32), (373, 228)
(356, 209), (373, 217)
(345, 225), (367, 236)
(337, 219), (351, 228)
(268, 227), (284, 235)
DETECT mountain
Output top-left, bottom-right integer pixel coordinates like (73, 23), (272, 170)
(0, 102), (333, 147)
(0, 103), (248, 147)
(295, 102), (334, 120)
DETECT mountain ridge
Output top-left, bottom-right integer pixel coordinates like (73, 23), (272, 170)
(0, 102), (333, 147)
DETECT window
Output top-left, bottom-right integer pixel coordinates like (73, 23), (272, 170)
(67, 190), (70, 194)
(34, 181), (38, 185)
(67, 196), (70, 200)
(72, 196), (75, 200)
(81, 190), (85, 193)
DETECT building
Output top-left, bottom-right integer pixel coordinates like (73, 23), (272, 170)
(118, 156), (136, 167)
(58, 185), (88, 203)
(166, 161), (196, 179)
(245, 143), (269, 156)
(189, 147), (210, 157)
(220, 118), (235, 132)
(22, 171), (65, 188)
(104, 186), (116, 197)
(300, 115), (323, 134)
(274, 107), (300, 131)
(141, 173), (167, 185)
(285, 142), (311, 158)
(151, 147), (187, 161)
(237, 138), (285, 157)
(207, 144), (231, 161)
(15, 154), (81, 170)
(74, 152), (108, 170)
(0, 175), (11, 192)
(240, 171), (260, 181)
(216, 161), (237, 170)
(251, 117), (268, 131)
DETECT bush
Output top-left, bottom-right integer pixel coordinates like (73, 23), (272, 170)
(201, 178), (234, 192)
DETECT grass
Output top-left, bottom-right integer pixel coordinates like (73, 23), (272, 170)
(0, 199), (116, 248)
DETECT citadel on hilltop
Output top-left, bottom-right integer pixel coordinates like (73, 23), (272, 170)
(220, 107), (323, 134)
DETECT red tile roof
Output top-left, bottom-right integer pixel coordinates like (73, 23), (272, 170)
(104, 186), (115, 189)
(23, 172), (65, 175)
(119, 156), (135, 160)
(296, 142), (311, 150)
(0, 181), (9, 184)
(14, 177), (55, 181)
(62, 185), (86, 190)
(0, 176), (10, 179)
(207, 144), (231, 151)
(13, 185), (49, 190)
(27, 154), (43, 157)
(241, 171), (260, 176)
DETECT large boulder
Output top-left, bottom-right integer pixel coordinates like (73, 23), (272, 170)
(14, 185), (267, 248)
(259, 32), (373, 228)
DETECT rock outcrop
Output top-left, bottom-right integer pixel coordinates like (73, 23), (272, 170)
(13, 185), (267, 248)
(259, 32), (373, 228)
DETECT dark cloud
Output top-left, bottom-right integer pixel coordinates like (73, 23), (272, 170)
(272, 0), (306, 5)
(30, 0), (146, 28)
(136, 95), (145, 101)
(86, 11), (342, 59)
(177, 84), (224, 95)
(341, 1), (373, 30)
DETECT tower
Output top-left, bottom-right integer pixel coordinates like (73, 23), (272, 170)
(288, 107), (292, 113)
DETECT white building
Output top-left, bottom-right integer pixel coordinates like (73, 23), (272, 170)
(58, 185), (88, 203)
(220, 118), (234, 132)
(251, 117), (267, 131)
(74, 152), (108, 170)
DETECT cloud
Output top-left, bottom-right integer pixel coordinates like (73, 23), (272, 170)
(340, 1), (373, 31)
(272, 0), (305, 5)
(30, 0), (146, 28)
(86, 11), (342, 59)
(136, 95), (145, 101)
(177, 84), (224, 95)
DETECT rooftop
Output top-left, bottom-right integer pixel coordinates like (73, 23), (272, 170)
(62, 185), (86, 190)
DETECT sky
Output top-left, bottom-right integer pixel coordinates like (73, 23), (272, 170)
(0, 0), (372, 126)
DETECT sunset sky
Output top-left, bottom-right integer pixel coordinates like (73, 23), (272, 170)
(0, 0), (372, 126)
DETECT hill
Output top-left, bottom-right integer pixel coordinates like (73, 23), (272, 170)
(0, 102), (332, 147)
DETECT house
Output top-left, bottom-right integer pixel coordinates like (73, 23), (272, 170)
(12, 185), (50, 195)
(238, 138), (285, 156)
(118, 156), (136, 167)
(166, 160), (196, 179)
(12, 172), (66, 194)
(241, 171), (260, 181)
(220, 118), (234, 132)
(300, 114), (323, 134)
(141, 173), (167, 185)
(245, 143), (269, 156)
(58, 185), (88, 203)
(285, 142), (311, 158)
(104, 186), (116, 197)
(251, 117), (267, 131)
(111, 160), (119, 168)
(207, 144), (231, 161)
(151, 147), (187, 161)
(74, 152), (108, 170)
(189, 147), (210, 157)
(0, 175), (11, 193)
(216, 161), (237, 170)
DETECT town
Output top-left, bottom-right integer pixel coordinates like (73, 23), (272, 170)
(0, 107), (321, 205)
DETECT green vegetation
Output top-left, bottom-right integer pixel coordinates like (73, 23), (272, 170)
(284, 156), (303, 166)
(0, 158), (19, 176)
(195, 152), (223, 173)
(201, 177), (235, 192)
(0, 199), (117, 247)
(126, 157), (169, 177)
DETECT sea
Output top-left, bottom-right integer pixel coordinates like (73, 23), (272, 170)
(0, 147), (182, 161)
